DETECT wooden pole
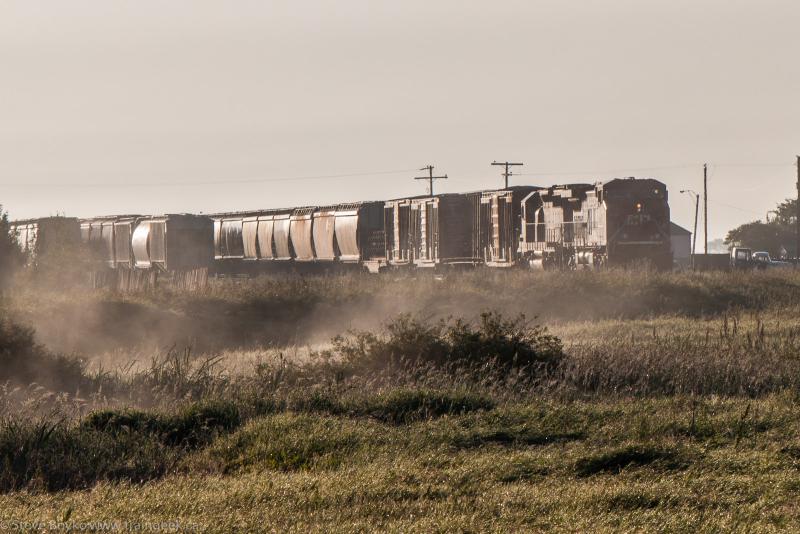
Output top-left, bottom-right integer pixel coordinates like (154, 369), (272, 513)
(692, 194), (699, 269)
(703, 163), (708, 255)
(414, 165), (447, 196)
(796, 156), (799, 264)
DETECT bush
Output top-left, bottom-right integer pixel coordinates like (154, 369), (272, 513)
(82, 400), (241, 448)
(0, 417), (176, 491)
(0, 400), (244, 492)
(328, 311), (563, 374)
(0, 317), (90, 394)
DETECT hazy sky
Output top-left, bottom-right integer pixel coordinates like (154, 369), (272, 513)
(2, 0), (799, 240)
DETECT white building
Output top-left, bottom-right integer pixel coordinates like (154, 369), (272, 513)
(670, 222), (692, 269)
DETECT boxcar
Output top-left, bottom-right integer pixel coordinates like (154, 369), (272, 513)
(384, 199), (417, 266)
(476, 187), (539, 267)
(411, 194), (483, 268)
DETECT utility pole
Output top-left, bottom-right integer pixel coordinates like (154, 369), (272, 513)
(796, 155), (799, 265)
(491, 161), (524, 189)
(703, 163), (708, 255)
(681, 190), (699, 270)
(414, 165), (447, 196)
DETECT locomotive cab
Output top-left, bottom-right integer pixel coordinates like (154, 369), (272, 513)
(600, 178), (672, 269)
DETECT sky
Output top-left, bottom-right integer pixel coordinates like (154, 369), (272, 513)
(1, 0), (799, 241)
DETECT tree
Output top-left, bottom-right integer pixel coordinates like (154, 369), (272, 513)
(725, 198), (796, 258)
(773, 198), (797, 226)
(0, 207), (24, 289)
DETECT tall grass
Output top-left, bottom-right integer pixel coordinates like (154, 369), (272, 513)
(2, 270), (800, 497)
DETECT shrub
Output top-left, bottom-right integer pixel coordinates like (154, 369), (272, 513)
(447, 312), (563, 369)
(328, 311), (563, 374)
(81, 409), (161, 434)
(0, 317), (89, 394)
(82, 400), (241, 448)
(0, 417), (176, 491)
(0, 400), (244, 492)
(163, 400), (241, 447)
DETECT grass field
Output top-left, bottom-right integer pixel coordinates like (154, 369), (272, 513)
(1, 269), (800, 532)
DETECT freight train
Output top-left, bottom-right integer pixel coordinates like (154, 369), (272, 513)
(10, 177), (672, 276)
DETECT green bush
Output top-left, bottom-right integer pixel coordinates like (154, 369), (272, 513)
(82, 400), (241, 448)
(0, 400), (243, 492)
(0, 417), (176, 491)
(329, 311), (563, 373)
(0, 317), (90, 393)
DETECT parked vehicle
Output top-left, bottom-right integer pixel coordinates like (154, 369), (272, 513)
(730, 247), (752, 269)
(752, 251), (792, 269)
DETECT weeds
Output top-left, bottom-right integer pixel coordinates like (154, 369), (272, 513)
(326, 311), (563, 373)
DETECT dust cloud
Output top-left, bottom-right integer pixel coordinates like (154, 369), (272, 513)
(6, 268), (743, 364)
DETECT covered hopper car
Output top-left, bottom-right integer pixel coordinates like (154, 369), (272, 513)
(11, 217), (81, 266)
(81, 215), (143, 268)
(212, 201), (386, 274)
(131, 214), (214, 271)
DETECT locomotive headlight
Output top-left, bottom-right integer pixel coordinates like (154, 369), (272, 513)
(635, 202), (642, 212)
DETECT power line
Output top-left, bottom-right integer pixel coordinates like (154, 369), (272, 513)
(713, 163), (794, 168)
(516, 164), (701, 176)
(2, 161), (795, 188)
(706, 199), (761, 216)
(0, 168), (419, 188)
(517, 162), (794, 177)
